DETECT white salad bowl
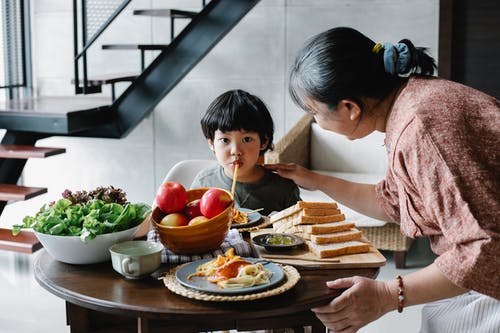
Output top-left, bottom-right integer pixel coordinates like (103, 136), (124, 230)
(35, 225), (140, 265)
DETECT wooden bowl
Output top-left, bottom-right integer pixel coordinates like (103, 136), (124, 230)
(151, 188), (233, 254)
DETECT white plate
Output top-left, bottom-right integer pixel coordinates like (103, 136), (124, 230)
(175, 257), (284, 294)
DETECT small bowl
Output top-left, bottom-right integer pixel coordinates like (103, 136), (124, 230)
(109, 240), (164, 279)
(35, 225), (140, 264)
(151, 187), (233, 254)
(252, 233), (304, 252)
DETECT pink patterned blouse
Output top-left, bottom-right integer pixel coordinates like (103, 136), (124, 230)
(375, 76), (500, 299)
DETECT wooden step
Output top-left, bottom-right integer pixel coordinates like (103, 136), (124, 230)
(133, 9), (197, 18)
(0, 228), (42, 253)
(101, 44), (169, 51)
(0, 184), (47, 201)
(0, 145), (66, 159)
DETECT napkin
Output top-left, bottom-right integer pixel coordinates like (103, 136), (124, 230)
(147, 228), (255, 265)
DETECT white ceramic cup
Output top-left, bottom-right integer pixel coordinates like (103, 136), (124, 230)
(109, 240), (164, 279)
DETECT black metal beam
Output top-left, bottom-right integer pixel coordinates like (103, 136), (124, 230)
(83, 0), (260, 138)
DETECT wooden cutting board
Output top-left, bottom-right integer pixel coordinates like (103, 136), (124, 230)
(251, 230), (386, 269)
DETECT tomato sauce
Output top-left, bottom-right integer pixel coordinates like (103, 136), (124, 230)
(207, 259), (250, 282)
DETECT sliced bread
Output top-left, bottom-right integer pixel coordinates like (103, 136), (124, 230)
(270, 201), (339, 223)
(307, 240), (370, 258)
(310, 228), (362, 244)
(269, 204), (302, 223)
(297, 201), (338, 209)
(274, 220), (355, 235)
(302, 207), (341, 216)
(272, 212), (346, 233)
(298, 221), (356, 235)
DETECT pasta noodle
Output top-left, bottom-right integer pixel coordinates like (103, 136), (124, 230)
(231, 161), (239, 196)
(187, 248), (272, 289)
(219, 263), (272, 289)
(232, 209), (249, 224)
(232, 208), (263, 224)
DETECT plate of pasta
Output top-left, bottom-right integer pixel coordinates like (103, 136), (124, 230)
(175, 248), (285, 294)
(231, 207), (263, 229)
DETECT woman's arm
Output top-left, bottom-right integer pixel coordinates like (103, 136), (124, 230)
(264, 163), (390, 221)
(312, 262), (468, 332)
(386, 262), (469, 308)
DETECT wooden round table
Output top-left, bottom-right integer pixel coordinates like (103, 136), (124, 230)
(34, 250), (379, 333)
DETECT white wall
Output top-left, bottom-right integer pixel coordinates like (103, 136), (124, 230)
(0, 0), (439, 226)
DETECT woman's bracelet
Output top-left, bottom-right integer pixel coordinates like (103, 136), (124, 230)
(396, 275), (405, 313)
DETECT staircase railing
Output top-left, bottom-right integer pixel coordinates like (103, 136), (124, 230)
(72, 0), (132, 95)
(0, 0), (32, 100)
(74, 0), (261, 138)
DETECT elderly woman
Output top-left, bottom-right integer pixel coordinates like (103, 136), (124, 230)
(265, 27), (499, 333)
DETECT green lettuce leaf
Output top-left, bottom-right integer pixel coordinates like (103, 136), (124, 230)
(12, 198), (151, 242)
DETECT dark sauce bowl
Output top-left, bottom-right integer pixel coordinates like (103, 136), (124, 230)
(252, 233), (304, 252)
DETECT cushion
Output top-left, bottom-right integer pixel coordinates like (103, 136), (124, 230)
(310, 123), (388, 174)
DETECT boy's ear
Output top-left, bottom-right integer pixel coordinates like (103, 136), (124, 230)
(260, 137), (270, 151)
(207, 139), (215, 151)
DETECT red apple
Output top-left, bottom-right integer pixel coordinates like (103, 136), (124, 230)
(188, 215), (210, 226)
(160, 213), (189, 227)
(155, 181), (187, 214)
(184, 199), (202, 220)
(200, 188), (232, 218)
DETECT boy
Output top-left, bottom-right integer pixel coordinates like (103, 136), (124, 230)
(192, 89), (301, 216)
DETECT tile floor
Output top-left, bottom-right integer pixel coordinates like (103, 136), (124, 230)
(0, 238), (436, 333)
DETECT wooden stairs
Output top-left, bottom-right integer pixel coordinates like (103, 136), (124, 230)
(0, 144), (65, 253)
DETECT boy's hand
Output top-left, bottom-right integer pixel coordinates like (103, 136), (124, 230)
(263, 163), (319, 191)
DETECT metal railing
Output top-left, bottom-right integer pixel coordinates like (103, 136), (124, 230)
(73, 0), (209, 97)
(73, 0), (132, 95)
(0, 0), (31, 100)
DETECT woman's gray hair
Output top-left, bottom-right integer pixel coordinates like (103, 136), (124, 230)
(289, 37), (336, 111)
(288, 27), (436, 113)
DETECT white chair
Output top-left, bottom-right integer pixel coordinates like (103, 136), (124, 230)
(161, 159), (218, 187)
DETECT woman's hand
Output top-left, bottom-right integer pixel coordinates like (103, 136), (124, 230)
(312, 276), (394, 333)
(263, 163), (320, 190)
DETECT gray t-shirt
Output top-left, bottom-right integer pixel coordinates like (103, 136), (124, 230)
(191, 165), (301, 216)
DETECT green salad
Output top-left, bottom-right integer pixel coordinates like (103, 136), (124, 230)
(12, 186), (151, 242)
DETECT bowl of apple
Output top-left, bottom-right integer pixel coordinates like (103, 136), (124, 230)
(151, 183), (233, 254)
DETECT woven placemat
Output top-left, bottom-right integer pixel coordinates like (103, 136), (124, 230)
(160, 263), (300, 302)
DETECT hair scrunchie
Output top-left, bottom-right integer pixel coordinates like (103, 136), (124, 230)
(381, 42), (412, 77)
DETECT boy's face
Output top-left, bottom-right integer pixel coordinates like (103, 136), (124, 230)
(208, 129), (268, 181)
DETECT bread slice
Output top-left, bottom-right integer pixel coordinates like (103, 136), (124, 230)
(307, 240), (370, 258)
(300, 213), (345, 224)
(297, 201), (338, 209)
(269, 204), (302, 223)
(274, 220), (355, 235)
(270, 201), (339, 223)
(272, 211), (346, 232)
(302, 207), (341, 216)
(297, 221), (356, 236)
(310, 228), (362, 244)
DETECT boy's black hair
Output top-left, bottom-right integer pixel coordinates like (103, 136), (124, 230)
(201, 89), (274, 155)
